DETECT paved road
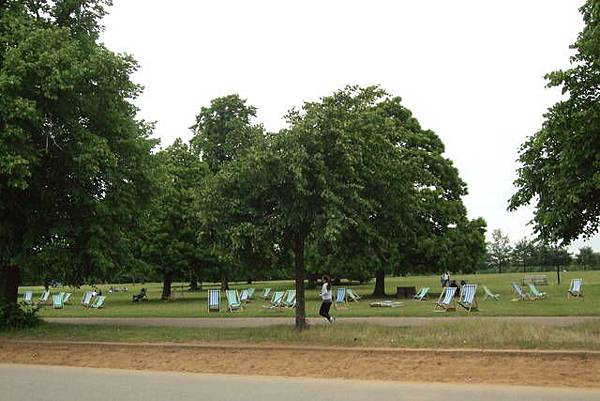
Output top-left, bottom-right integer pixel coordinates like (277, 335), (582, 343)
(45, 315), (600, 328)
(1, 364), (598, 401)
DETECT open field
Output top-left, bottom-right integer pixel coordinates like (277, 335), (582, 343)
(20, 271), (599, 318)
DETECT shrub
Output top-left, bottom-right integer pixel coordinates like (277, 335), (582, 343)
(0, 302), (41, 331)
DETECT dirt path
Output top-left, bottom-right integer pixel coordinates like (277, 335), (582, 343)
(2, 340), (599, 388)
(43, 316), (600, 328)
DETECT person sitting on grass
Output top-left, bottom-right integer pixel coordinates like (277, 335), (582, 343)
(319, 275), (335, 324)
(132, 288), (147, 302)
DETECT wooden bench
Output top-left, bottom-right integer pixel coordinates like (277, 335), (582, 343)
(522, 274), (548, 286)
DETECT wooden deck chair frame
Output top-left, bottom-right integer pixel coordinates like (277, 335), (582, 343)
(260, 288), (272, 300)
(434, 286), (456, 312)
(512, 282), (531, 301)
(38, 291), (50, 305)
(81, 291), (94, 307)
(283, 290), (296, 308)
(458, 284), (478, 312)
(527, 283), (546, 299)
(334, 288), (348, 309)
(413, 287), (429, 301)
(63, 292), (72, 304)
(482, 285), (499, 300)
(226, 289), (243, 312)
(347, 288), (361, 302)
(91, 295), (106, 309)
(52, 294), (64, 309)
(208, 289), (220, 312)
(23, 291), (33, 305)
(568, 278), (583, 298)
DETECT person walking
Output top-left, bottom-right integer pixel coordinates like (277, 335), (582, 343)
(319, 275), (335, 323)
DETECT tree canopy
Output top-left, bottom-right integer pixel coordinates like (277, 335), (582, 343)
(0, 0), (156, 304)
(510, 0), (600, 244)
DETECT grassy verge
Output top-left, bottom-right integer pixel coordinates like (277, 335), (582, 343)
(2, 320), (600, 350)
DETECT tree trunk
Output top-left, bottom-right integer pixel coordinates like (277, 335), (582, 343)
(220, 274), (229, 291)
(189, 280), (199, 291)
(161, 272), (173, 300)
(556, 264), (561, 285)
(292, 232), (307, 330)
(0, 264), (20, 305)
(247, 278), (252, 284)
(372, 268), (386, 297)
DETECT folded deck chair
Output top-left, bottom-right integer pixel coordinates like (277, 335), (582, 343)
(434, 286), (457, 312)
(23, 291), (33, 305)
(369, 300), (403, 308)
(208, 289), (220, 312)
(283, 290), (296, 307)
(458, 284), (478, 312)
(263, 291), (285, 308)
(91, 295), (106, 309)
(347, 288), (361, 302)
(81, 291), (94, 307)
(38, 291), (50, 305)
(527, 283), (546, 299)
(568, 278), (583, 298)
(335, 288), (347, 307)
(246, 288), (255, 299)
(413, 287), (429, 301)
(482, 285), (499, 300)
(52, 294), (64, 309)
(63, 292), (72, 304)
(225, 289), (243, 312)
(260, 288), (272, 300)
(240, 289), (250, 303)
(512, 282), (531, 301)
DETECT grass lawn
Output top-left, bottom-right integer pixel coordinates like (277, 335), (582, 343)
(18, 270), (599, 318)
(3, 320), (600, 350)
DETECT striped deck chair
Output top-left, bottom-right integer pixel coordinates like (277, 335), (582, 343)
(568, 278), (583, 298)
(63, 292), (72, 304)
(335, 288), (347, 307)
(52, 294), (64, 309)
(527, 283), (546, 299)
(260, 288), (272, 300)
(413, 287), (429, 301)
(91, 295), (106, 309)
(434, 286), (456, 312)
(458, 284), (478, 312)
(347, 288), (361, 302)
(208, 289), (220, 312)
(283, 290), (296, 307)
(246, 288), (255, 299)
(38, 291), (50, 305)
(81, 291), (94, 307)
(226, 289), (243, 312)
(240, 289), (250, 303)
(23, 291), (33, 305)
(263, 291), (285, 308)
(512, 282), (531, 301)
(482, 285), (499, 300)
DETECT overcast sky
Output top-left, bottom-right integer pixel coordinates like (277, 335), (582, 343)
(100, 0), (599, 252)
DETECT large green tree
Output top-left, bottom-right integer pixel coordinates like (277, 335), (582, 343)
(141, 139), (207, 299)
(510, 0), (600, 244)
(0, 1), (155, 306)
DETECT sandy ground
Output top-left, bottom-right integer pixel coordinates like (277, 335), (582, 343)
(1, 341), (599, 388)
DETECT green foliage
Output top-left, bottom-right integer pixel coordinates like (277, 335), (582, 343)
(510, 0), (600, 244)
(0, 303), (40, 331)
(0, 0), (156, 301)
(487, 229), (512, 273)
(576, 246), (600, 269)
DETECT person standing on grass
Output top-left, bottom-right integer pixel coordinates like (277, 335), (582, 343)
(319, 275), (335, 323)
(441, 271), (450, 288)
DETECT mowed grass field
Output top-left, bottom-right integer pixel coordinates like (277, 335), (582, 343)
(20, 270), (599, 318)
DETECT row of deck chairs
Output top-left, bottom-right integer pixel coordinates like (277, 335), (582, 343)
(80, 291), (106, 308)
(23, 291), (73, 308)
(512, 278), (584, 300)
(434, 284), (479, 312)
(207, 288), (295, 312)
